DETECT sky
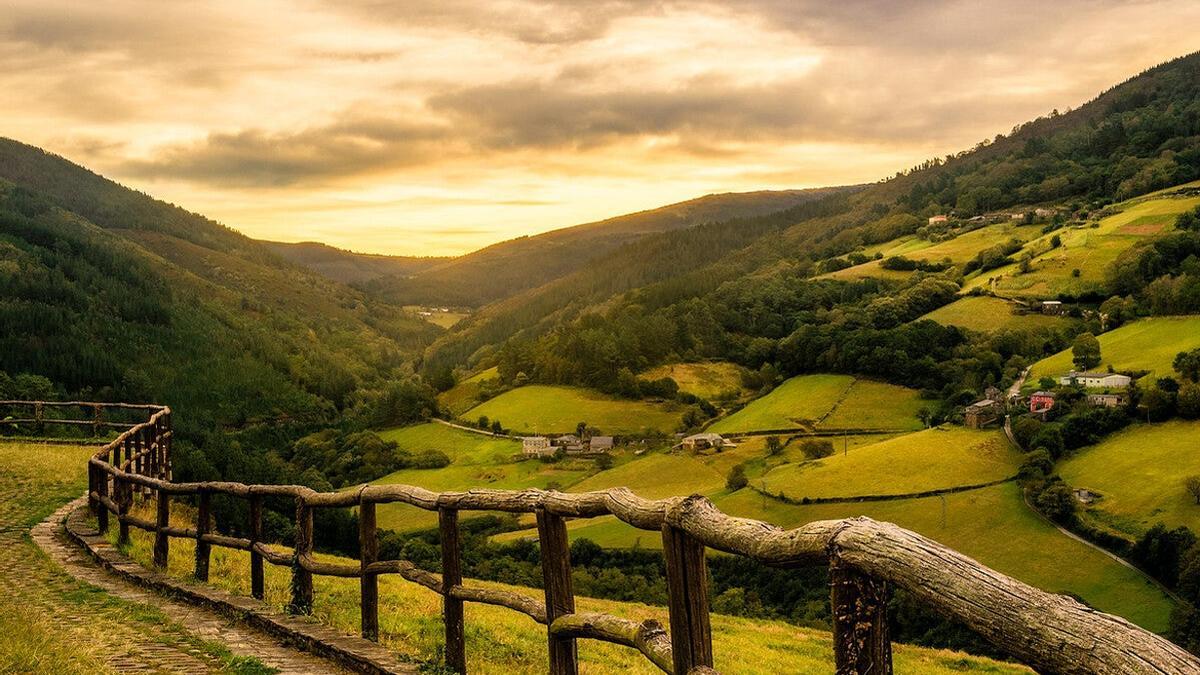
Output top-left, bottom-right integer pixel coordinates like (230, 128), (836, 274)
(2, 1), (1199, 256)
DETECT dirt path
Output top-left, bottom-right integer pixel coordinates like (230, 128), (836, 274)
(0, 441), (347, 674)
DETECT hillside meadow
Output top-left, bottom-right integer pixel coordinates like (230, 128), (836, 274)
(707, 374), (924, 433)
(109, 502), (1029, 675)
(919, 295), (1066, 333)
(438, 367), (500, 417)
(1059, 420), (1200, 537)
(967, 185), (1200, 298)
(372, 423), (595, 532)
(759, 427), (1018, 500)
(464, 385), (685, 435)
(640, 361), (748, 400)
(1029, 315), (1200, 383)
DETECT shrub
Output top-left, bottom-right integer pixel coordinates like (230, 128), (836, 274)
(800, 439), (835, 460)
(726, 464), (748, 491)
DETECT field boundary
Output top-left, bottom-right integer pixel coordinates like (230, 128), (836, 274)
(57, 498), (419, 674)
(752, 475), (1018, 506)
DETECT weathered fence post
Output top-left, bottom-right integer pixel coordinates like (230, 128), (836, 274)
(33, 401), (43, 435)
(662, 524), (714, 674)
(360, 499), (379, 641)
(117, 473), (131, 546)
(163, 411), (173, 481)
(96, 461), (109, 534)
(439, 507), (466, 673)
(830, 562), (893, 675)
(249, 494), (264, 600)
(195, 492), (211, 581)
(154, 488), (170, 568)
(536, 507), (577, 675)
(92, 404), (101, 437)
(289, 497), (314, 615)
(88, 462), (98, 516)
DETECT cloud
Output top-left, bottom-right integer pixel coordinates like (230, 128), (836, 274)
(120, 114), (452, 187)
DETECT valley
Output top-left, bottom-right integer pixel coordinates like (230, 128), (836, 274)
(6, 46), (1200, 674)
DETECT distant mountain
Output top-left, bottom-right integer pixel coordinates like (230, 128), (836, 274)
(361, 188), (850, 307)
(262, 240), (448, 285)
(0, 138), (439, 431)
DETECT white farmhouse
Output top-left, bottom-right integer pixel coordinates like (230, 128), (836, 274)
(1058, 371), (1132, 389)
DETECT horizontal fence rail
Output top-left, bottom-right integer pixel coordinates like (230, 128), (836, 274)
(14, 401), (1196, 674)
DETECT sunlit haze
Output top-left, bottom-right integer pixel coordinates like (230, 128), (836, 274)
(3, 0), (1198, 255)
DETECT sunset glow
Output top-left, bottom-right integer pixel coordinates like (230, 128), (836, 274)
(3, 0), (1198, 255)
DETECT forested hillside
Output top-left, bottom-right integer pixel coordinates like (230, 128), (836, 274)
(429, 52), (1200, 405)
(360, 188), (849, 307)
(0, 140), (441, 440)
(262, 240), (448, 285)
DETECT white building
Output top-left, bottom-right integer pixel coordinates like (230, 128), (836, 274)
(522, 436), (553, 458)
(1058, 371), (1132, 389)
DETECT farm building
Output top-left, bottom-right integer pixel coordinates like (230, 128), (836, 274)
(552, 434), (585, 452)
(1087, 393), (1128, 408)
(1039, 300), (1064, 315)
(679, 432), (735, 452)
(522, 436), (553, 458)
(964, 399), (1003, 429)
(928, 215), (948, 225)
(1058, 371), (1132, 389)
(588, 436), (614, 453)
(1029, 391), (1056, 414)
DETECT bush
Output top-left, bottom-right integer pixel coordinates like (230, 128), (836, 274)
(1034, 479), (1077, 525)
(726, 464), (748, 491)
(800, 439), (835, 459)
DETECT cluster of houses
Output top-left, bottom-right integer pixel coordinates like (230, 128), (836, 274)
(928, 207), (1060, 227)
(522, 434), (613, 458)
(520, 431), (738, 459)
(964, 370), (1134, 427)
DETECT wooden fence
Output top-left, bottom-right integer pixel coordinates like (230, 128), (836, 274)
(16, 400), (1198, 674)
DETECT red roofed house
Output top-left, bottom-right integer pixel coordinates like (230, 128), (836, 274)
(1029, 391), (1056, 414)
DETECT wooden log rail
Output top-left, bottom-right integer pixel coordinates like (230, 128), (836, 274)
(9, 399), (1189, 674)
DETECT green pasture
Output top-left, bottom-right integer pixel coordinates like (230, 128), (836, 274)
(640, 361), (748, 400)
(919, 295), (1066, 332)
(464, 385), (686, 435)
(1029, 316), (1200, 383)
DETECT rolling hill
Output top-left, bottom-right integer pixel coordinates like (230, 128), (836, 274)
(361, 188), (852, 308)
(0, 138), (440, 431)
(261, 240), (448, 284)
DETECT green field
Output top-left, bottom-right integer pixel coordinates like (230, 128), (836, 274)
(708, 374), (923, 433)
(819, 379), (927, 430)
(372, 423), (595, 531)
(544, 482), (1172, 632)
(827, 221), (1044, 281)
(113, 503), (1026, 675)
(463, 385), (686, 435)
(760, 428), (1018, 500)
(640, 361), (748, 400)
(967, 186), (1200, 298)
(438, 367), (501, 416)
(1059, 421), (1200, 536)
(919, 295), (1066, 333)
(1029, 316), (1200, 383)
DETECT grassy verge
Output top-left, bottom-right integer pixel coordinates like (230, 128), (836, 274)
(112, 501), (1027, 674)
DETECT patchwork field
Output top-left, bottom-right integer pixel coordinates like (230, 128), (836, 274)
(113, 505), (1027, 675)
(1059, 421), (1200, 536)
(826, 221), (1044, 281)
(919, 295), (1066, 333)
(464, 385), (686, 435)
(640, 361), (748, 400)
(759, 427), (1018, 500)
(707, 374), (923, 433)
(372, 423), (595, 531)
(968, 185), (1200, 298)
(1029, 316), (1200, 384)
